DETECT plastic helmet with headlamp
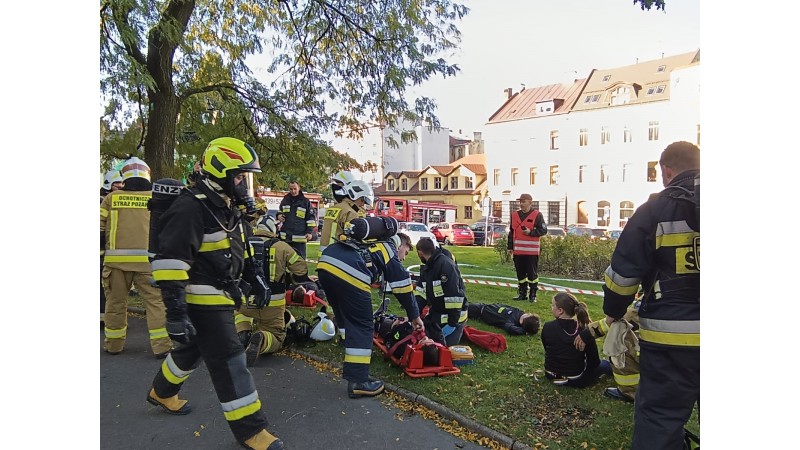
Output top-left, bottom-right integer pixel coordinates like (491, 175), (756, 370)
(199, 137), (261, 213)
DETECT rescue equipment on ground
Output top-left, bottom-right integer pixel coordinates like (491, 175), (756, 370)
(309, 311), (336, 341)
(448, 345), (475, 366)
(462, 326), (508, 354)
(372, 325), (460, 378)
(285, 288), (329, 309)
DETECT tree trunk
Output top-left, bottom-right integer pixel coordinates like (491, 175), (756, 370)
(144, 92), (180, 180)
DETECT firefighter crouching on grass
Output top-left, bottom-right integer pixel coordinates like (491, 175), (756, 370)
(316, 187), (423, 399)
(100, 157), (171, 357)
(147, 137), (283, 450)
(236, 215), (312, 366)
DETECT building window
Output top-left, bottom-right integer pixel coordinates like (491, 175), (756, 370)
(529, 167), (537, 185)
(532, 200), (540, 210)
(548, 201), (561, 226)
(622, 163), (631, 182)
(601, 126), (611, 145)
(591, 94), (600, 103)
(550, 130), (559, 150)
(583, 95), (591, 104)
(464, 206), (473, 219)
(579, 165), (587, 183)
(509, 201), (520, 212)
(657, 65), (666, 73)
(647, 161), (658, 182)
(646, 87), (656, 96)
(648, 121), (659, 141)
(434, 177), (441, 189)
(602, 75), (611, 82)
(600, 164), (609, 183)
(619, 201), (634, 227)
(421, 178), (428, 190)
(465, 176), (473, 189)
(388, 179), (395, 191)
(401, 178), (407, 190)
(549, 165), (559, 185)
(697, 124), (701, 146)
(656, 85), (665, 94)
(610, 86), (630, 105)
(458, 148), (464, 158)
(450, 177), (458, 189)
(624, 127), (632, 143)
(579, 128), (589, 146)
(492, 201), (502, 219)
(493, 169), (500, 186)
(511, 168), (518, 186)
(597, 201), (611, 227)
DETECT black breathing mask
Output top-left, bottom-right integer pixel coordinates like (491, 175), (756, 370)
(231, 174), (258, 215)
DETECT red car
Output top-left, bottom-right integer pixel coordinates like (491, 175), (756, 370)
(436, 222), (475, 246)
(430, 225), (446, 243)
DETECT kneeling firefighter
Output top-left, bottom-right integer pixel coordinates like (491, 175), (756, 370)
(235, 215), (313, 366)
(316, 181), (423, 398)
(147, 137), (283, 450)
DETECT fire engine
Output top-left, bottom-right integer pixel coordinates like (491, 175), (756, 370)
(373, 197), (456, 226)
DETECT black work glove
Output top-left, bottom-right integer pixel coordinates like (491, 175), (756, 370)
(162, 287), (196, 344)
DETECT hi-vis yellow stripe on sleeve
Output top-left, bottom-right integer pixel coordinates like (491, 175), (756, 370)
(317, 262), (370, 292)
(604, 267), (640, 296)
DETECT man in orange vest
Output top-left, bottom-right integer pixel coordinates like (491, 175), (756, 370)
(507, 193), (547, 302)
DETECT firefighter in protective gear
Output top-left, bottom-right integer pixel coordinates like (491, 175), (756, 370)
(330, 170), (357, 202)
(101, 169), (124, 323)
(319, 173), (367, 253)
(321, 179), (373, 342)
(415, 237), (469, 347)
(100, 157), (171, 357)
(279, 180), (315, 259)
(507, 193), (547, 302)
(235, 216), (312, 367)
(147, 137), (283, 450)
(579, 304), (641, 402)
(317, 213), (422, 399)
(602, 141), (699, 450)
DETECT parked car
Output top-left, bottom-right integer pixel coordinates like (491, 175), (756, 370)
(471, 222), (508, 246)
(546, 227), (566, 238)
(591, 227), (609, 241)
(607, 229), (623, 240)
(435, 222), (474, 246)
(398, 221), (439, 247)
(430, 225), (446, 243)
(566, 226), (593, 237)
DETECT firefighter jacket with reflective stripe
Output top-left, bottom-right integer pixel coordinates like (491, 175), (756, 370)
(420, 247), (469, 327)
(319, 198), (365, 251)
(151, 185), (257, 307)
(100, 189), (153, 272)
(279, 191), (314, 243)
(508, 209), (546, 256)
(317, 240), (420, 320)
(252, 232), (309, 305)
(473, 303), (526, 336)
(603, 169), (700, 348)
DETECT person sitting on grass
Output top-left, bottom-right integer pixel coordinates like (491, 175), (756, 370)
(467, 302), (540, 336)
(541, 292), (611, 388)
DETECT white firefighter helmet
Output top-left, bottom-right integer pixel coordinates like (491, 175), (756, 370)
(331, 170), (357, 186)
(344, 179), (374, 206)
(256, 216), (278, 237)
(102, 170), (123, 190)
(120, 156), (151, 181)
(310, 312), (336, 341)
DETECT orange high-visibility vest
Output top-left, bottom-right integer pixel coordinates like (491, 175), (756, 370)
(510, 209), (541, 256)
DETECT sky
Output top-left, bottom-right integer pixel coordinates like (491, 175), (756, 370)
(412, 0), (701, 136)
(6, 1), (800, 448)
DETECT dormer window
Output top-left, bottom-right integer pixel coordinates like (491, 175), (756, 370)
(657, 65), (666, 73)
(602, 75), (611, 82)
(646, 87), (656, 96)
(656, 85), (665, 94)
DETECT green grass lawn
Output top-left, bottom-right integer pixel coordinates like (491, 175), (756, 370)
(127, 242), (699, 449)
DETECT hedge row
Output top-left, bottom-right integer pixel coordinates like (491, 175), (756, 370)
(493, 234), (616, 280)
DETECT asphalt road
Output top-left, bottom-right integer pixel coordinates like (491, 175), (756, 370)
(100, 315), (490, 450)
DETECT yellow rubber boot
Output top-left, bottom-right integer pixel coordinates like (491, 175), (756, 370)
(147, 388), (192, 415)
(242, 429), (284, 450)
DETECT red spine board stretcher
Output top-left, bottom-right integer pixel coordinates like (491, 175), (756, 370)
(372, 329), (460, 378)
(284, 290), (330, 309)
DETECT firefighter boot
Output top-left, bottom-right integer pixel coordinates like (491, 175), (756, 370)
(512, 283), (528, 300)
(238, 330), (252, 348)
(246, 331), (265, 367)
(147, 388), (192, 415)
(348, 380), (385, 399)
(242, 429), (284, 450)
(529, 284), (538, 303)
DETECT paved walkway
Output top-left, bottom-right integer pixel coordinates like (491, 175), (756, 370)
(101, 315), (500, 449)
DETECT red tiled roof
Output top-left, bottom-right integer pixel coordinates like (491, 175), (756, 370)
(487, 78), (588, 124)
(460, 164), (486, 175)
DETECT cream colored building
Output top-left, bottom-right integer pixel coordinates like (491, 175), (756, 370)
(374, 153), (488, 225)
(484, 50), (700, 229)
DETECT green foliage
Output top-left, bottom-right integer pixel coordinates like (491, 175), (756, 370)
(634, 0), (666, 11)
(100, 0), (470, 179)
(492, 234), (511, 264)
